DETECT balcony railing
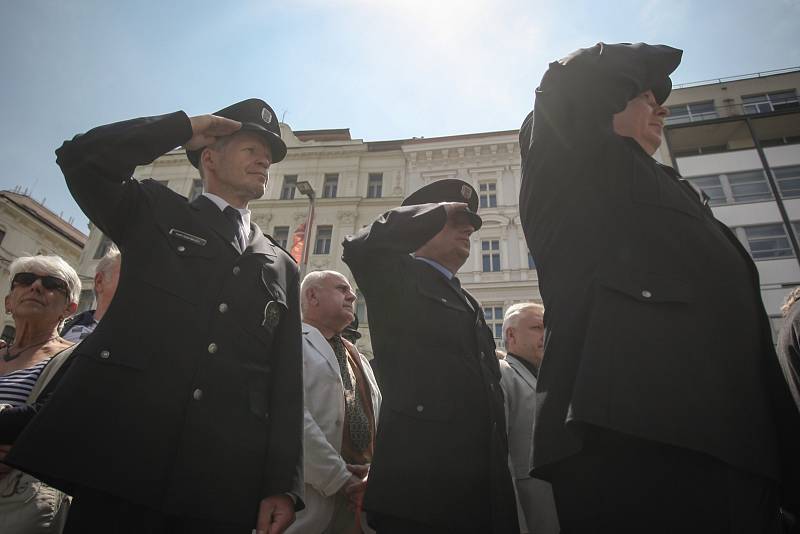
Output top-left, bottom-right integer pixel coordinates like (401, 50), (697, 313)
(665, 99), (799, 127)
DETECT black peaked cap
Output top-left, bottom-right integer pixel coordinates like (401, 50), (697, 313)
(186, 98), (287, 168)
(402, 179), (483, 230)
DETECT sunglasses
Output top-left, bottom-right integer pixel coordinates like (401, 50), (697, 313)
(11, 272), (69, 295)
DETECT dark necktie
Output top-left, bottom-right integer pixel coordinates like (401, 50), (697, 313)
(223, 206), (247, 253)
(329, 336), (372, 452)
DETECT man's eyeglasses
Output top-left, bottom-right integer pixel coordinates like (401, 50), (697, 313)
(11, 272), (69, 295)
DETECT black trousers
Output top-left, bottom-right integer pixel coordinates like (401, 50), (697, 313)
(64, 488), (250, 534)
(548, 426), (784, 534)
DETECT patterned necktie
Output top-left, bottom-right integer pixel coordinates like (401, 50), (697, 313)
(223, 206), (247, 253)
(330, 335), (372, 452)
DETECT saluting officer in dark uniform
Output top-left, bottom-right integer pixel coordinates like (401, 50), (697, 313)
(519, 43), (800, 532)
(342, 180), (519, 534)
(7, 99), (304, 533)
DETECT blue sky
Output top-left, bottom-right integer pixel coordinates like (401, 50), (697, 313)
(1, 0), (799, 232)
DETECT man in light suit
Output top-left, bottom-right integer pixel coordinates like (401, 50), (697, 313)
(499, 303), (559, 534)
(289, 270), (382, 534)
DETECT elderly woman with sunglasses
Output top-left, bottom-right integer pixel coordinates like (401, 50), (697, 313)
(0, 255), (81, 533)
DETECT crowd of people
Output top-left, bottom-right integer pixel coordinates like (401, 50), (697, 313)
(1, 41), (800, 534)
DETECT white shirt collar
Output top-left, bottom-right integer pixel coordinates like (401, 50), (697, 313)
(202, 192), (251, 235)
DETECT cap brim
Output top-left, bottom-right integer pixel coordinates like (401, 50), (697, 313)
(185, 124), (288, 168)
(240, 122), (287, 163)
(465, 210), (482, 231)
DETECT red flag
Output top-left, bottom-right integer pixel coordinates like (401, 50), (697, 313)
(290, 222), (306, 263)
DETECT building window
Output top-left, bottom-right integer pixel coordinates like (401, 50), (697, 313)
(776, 165), (800, 199)
(479, 182), (497, 208)
(314, 225), (333, 255)
(665, 100), (717, 124)
(728, 170), (772, 203)
(280, 175), (297, 200)
(188, 178), (203, 201)
(355, 289), (368, 325)
(687, 175), (726, 206)
(367, 173), (383, 198)
(323, 174), (339, 199)
(687, 169), (774, 206)
(743, 223), (793, 259)
(273, 226), (289, 248)
(743, 90), (799, 114)
(528, 251), (536, 269)
(93, 235), (113, 259)
(481, 240), (501, 272)
(483, 305), (504, 344)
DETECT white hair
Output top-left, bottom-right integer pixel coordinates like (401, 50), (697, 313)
(96, 244), (121, 276)
(300, 270), (348, 317)
(8, 255), (82, 305)
(502, 302), (544, 344)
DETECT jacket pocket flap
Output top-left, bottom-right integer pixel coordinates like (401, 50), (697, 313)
(598, 271), (692, 304)
(155, 221), (217, 258)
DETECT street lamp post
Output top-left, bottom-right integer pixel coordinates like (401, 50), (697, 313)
(295, 180), (316, 278)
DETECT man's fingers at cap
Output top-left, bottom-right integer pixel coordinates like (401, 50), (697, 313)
(208, 115), (242, 135)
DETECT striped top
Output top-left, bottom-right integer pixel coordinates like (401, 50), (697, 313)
(0, 357), (53, 406)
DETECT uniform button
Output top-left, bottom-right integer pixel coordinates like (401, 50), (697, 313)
(416, 404), (424, 412)
(192, 388), (203, 401)
(232, 266), (241, 275)
(480, 351), (486, 360)
(440, 297), (447, 303)
(489, 383), (495, 392)
(177, 245), (186, 252)
(335, 420), (342, 426)
(641, 290), (652, 299)
(99, 350), (110, 359)
(207, 343), (218, 354)
(218, 303), (229, 313)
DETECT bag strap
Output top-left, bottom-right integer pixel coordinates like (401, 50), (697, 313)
(26, 345), (77, 403)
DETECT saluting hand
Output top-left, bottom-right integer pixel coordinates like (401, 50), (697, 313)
(254, 494), (295, 534)
(184, 114), (242, 151)
(442, 201), (469, 218)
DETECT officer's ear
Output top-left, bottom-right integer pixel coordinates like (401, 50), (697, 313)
(200, 146), (218, 176)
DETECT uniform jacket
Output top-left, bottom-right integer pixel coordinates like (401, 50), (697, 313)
(287, 323), (381, 534)
(342, 204), (519, 533)
(498, 356), (558, 534)
(519, 43), (800, 512)
(7, 111), (304, 526)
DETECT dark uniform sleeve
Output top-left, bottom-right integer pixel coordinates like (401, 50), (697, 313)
(56, 111), (194, 244)
(342, 202), (448, 317)
(519, 43), (682, 246)
(262, 262), (305, 507)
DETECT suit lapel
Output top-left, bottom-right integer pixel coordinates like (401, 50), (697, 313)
(507, 354), (537, 391)
(416, 261), (474, 313)
(189, 195), (240, 254)
(302, 323), (341, 381)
